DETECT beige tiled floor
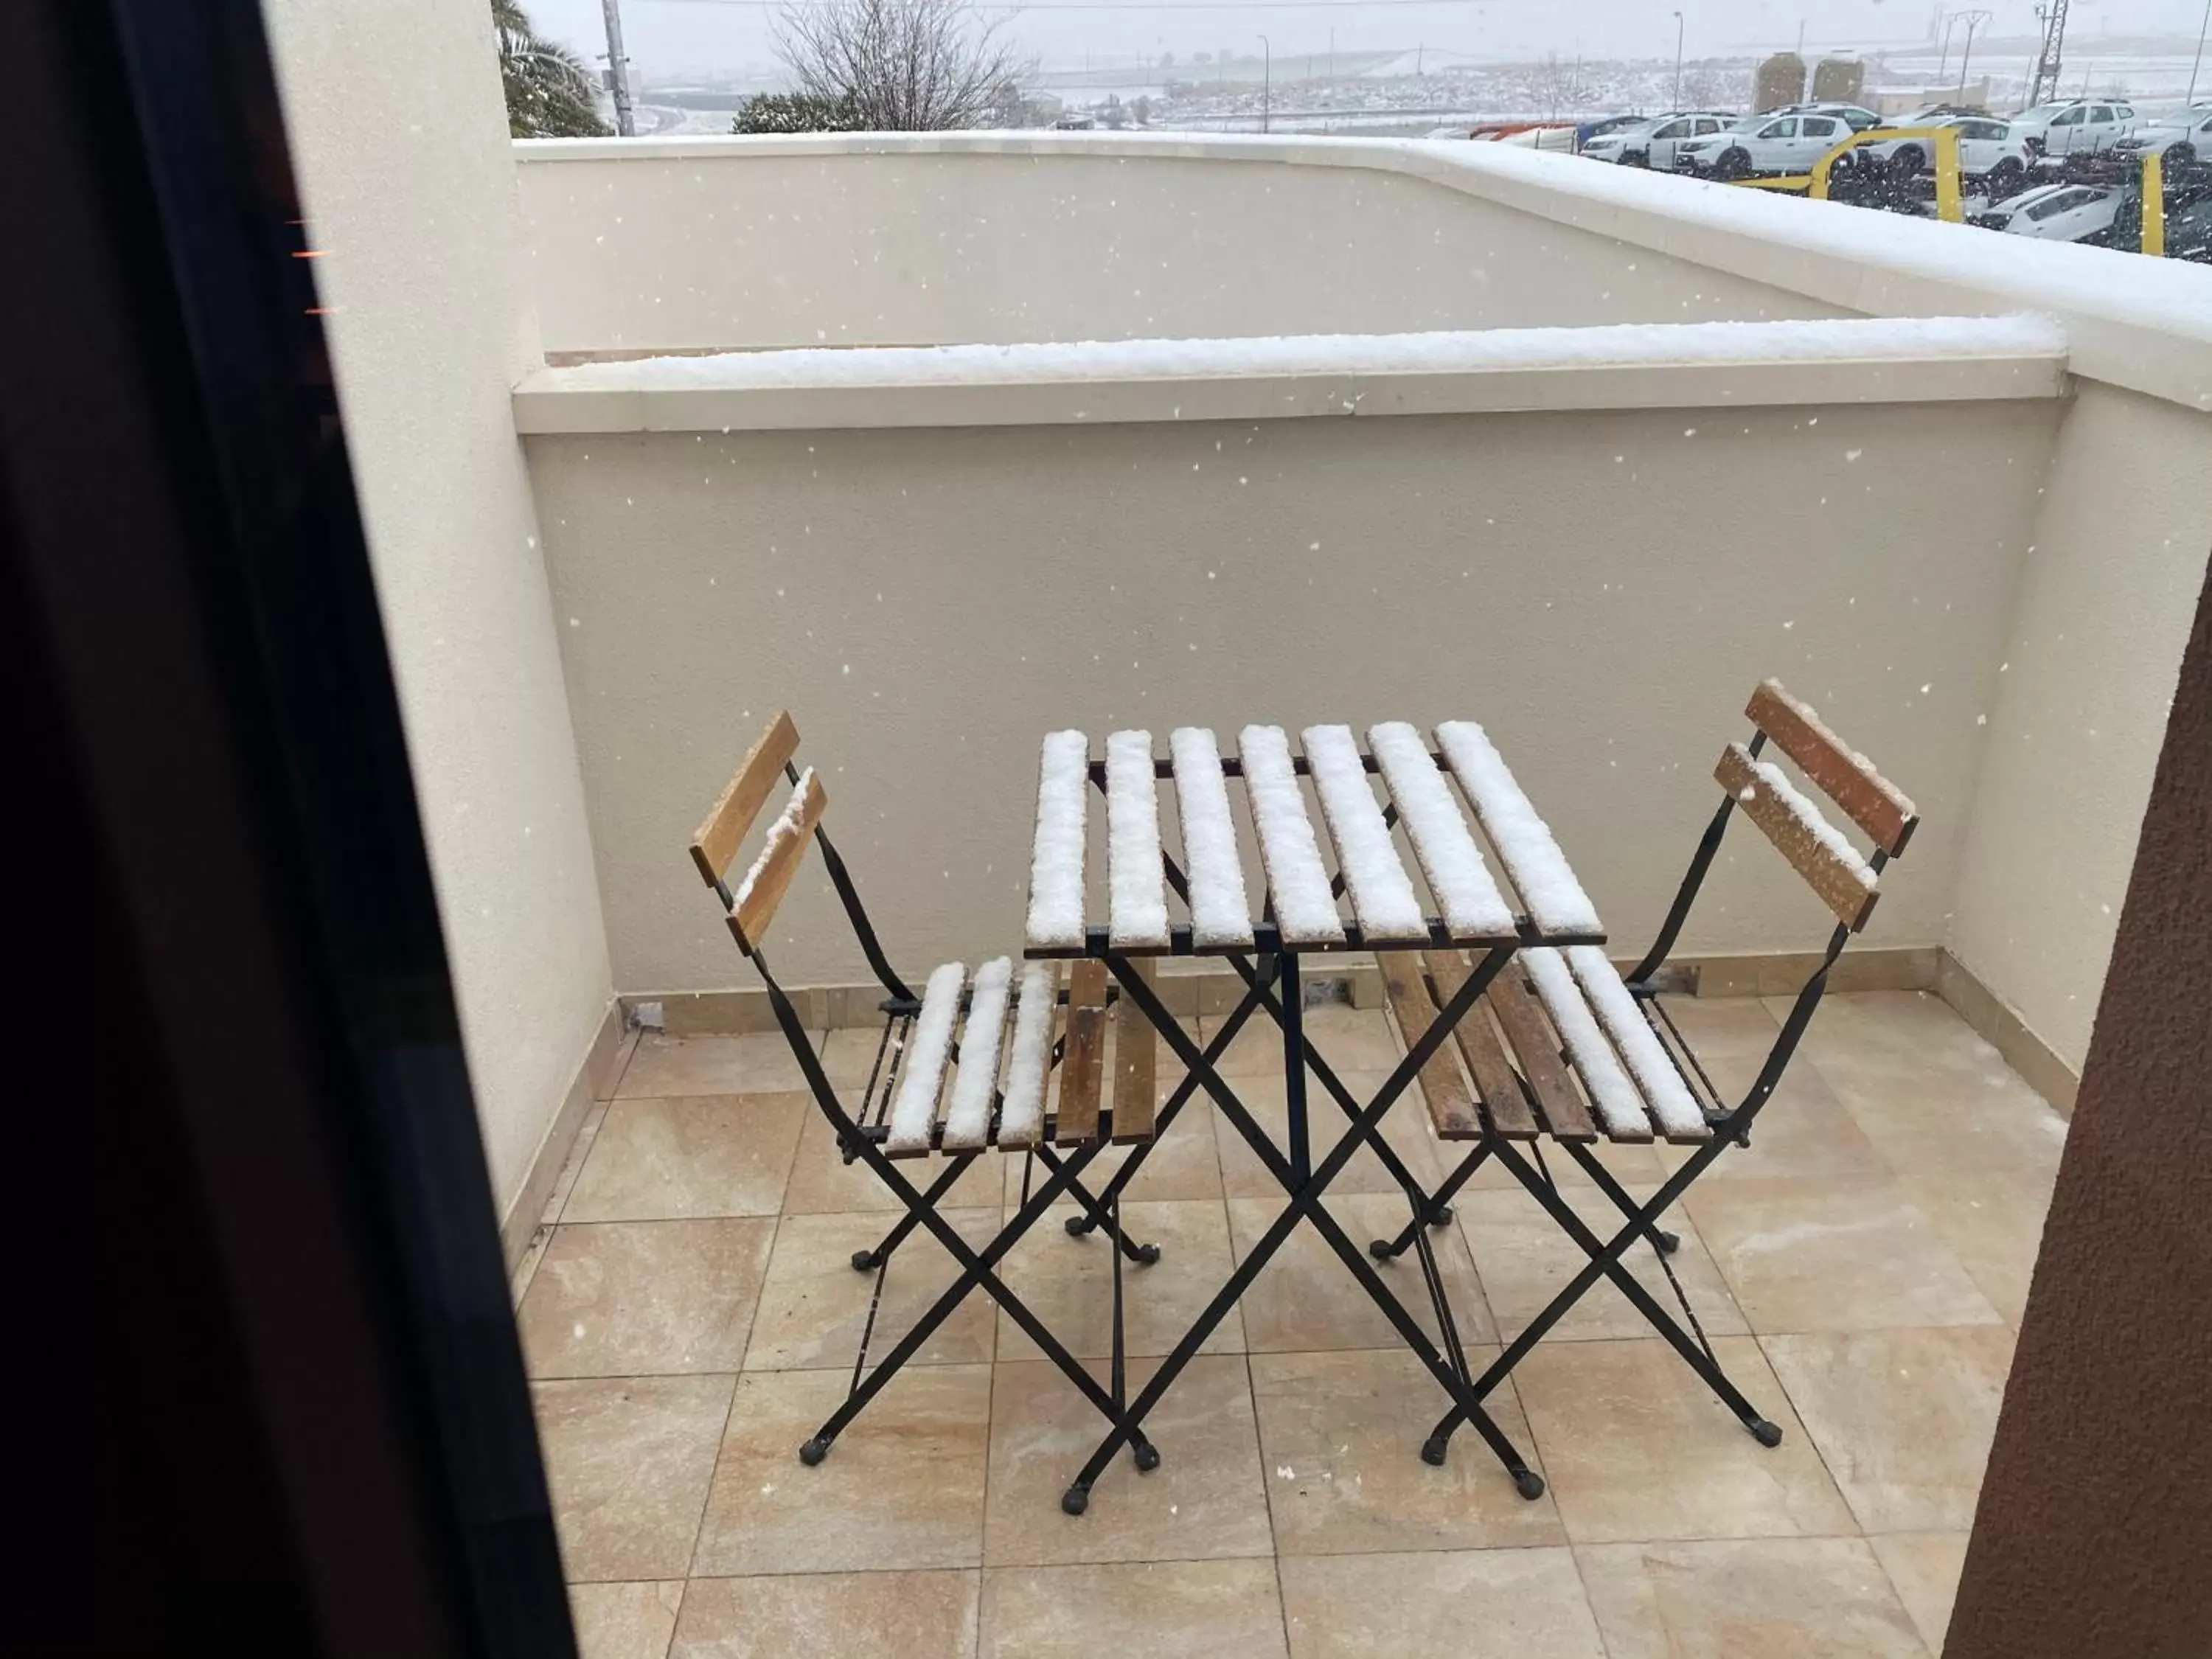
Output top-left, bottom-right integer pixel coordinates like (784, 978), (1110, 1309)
(515, 992), (2066, 1658)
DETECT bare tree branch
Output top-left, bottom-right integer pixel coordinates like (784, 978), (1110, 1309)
(774, 0), (1034, 131)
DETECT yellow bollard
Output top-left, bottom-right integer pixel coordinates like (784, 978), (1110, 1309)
(2143, 152), (2166, 257)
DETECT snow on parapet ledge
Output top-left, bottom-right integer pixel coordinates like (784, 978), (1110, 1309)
(514, 313), (2067, 434)
(513, 131), (2210, 410)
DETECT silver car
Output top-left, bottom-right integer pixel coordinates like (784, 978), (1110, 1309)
(1582, 111), (1734, 170)
(1972, 182), (2121, 243)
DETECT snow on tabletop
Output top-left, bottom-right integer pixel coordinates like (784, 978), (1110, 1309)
(1169, 727), (1255, 949)
(1433, 723), (1601, 936)
(1026, 731), (1090, 950)
(1521, 948), (1652, 1142)
(1106, 731), (1172, 950)
(1565, 946), (1705, 1140)
(997, 962), (1057, 1148)
(1763, 680), (1918, 818)
(1368, 721), (1514, 938)
(886, 962), (965, 1153)
(731, 767), (817, 915)
(1737, 745), (1879, 892)
(1237, 725), (1346, 946)
(534, 313), (2067, 395)
(1301, 725), (1428, 942)
(939, 957), (1012, 1151)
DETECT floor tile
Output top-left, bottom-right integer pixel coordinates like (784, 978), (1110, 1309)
(984, 1354), (1273, 1565)
(519, 1219), (775, 1378)
(545, 1099), (614, 1225)
(1893, 1166), (2056, 1327)
(1249, 1347), (1565, 1555)
(690, 1364), (990, 1575)
(980, 1559), (1287, 1658)
(1780, 994), (2069, 1178)
(571, 1581), (684, 1659)
(1456, 1183), (1745, 1345)
(1653, 1072), (1893, 1185)
(1279, 1547), (1606, 1658)
(746, 1206), (1001, 1371)
(1577, 1537), (1928, 1658)
(619, 1032), (813, 1098)
(782, 1107), (941, 1214)
(1203, 1003), (1405, 1079)
(1511, 1336), (1853, 1544)
(563, 1093), (805, 1222)
(1868, 1531), (1969, 1652)
(534, 1374), (733, 1582)
(997, 1200), (1245, 1361)
(671, 1570), (977, 1659)
(1683, 1178), (2002, 1334)
(1649, 995), (1782, 1059)
(1000, 1096), (1225, 1206)
(1213, 1073), (1444, 1200)
(1761, 1326), (2013, 1534)
(1228, 1192), (1497, 1352)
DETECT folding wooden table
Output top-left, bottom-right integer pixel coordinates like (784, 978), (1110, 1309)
(1022, 720), (1608, 1514)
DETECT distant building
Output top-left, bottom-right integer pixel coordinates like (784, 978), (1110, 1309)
(1811, 58), (1866, 104)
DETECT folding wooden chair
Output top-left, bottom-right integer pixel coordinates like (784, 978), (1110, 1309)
(1371, 680), (1921, 1467)
(686, 711), (1185, 1472)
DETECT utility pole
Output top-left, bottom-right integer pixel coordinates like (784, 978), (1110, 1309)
(1955, 10), (1992, 98)
(599, 0), (635, 136)
(1671, 12), (1685, 112)
(1937, 12), (1956, 84)
(2029, 0), (2070, 107)
(1258, 34), (1270, 133)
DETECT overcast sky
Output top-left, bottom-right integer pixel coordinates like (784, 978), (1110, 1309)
(518, 0), (2208, 81)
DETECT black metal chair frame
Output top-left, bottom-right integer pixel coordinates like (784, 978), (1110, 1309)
(702, 759), (1180, 1475)
(1390, 721), (1895, 1466)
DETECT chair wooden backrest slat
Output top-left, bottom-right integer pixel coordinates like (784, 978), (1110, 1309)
(1716, 742), (1879, 931)
(1746, 680), (1918, 858)
(728, 768), (828, 954)
(691, 709), (800, 887)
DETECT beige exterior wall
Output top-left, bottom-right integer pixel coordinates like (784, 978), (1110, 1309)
(263, 0), (614, 1214)
(1948, 384), (2212, 1070)
(515, 142), (1843, 355)
(531, 397), (2058, 994)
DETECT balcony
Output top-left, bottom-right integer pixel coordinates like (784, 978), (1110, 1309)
(276, 77), (2211, 1657)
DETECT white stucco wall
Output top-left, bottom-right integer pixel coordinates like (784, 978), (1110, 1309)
(262, 0), (614, 1214)
(515, 139), (1845, 355)
(1948, 384), (2212, 1069)
(529, 395), (2059, 994)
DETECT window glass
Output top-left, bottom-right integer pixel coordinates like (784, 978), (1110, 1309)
(1801, 117), (1837, 137)
(1761, 119), (1797, 138)
(1655, 121), (1685, 139)
(2053, 108), (2082, 125)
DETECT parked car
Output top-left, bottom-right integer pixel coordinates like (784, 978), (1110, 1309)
(1970, 181), (2122, 242)
(2009, 100), (2140, 158)
(1582, 111), (1735, 169)
(1576, 113), (1652, 145)
(1676, 111), (1854, 178)
(1770, 101), (1886, 133)
(2111, 105), (2212, 167)
(1863, 115), (2031, 191)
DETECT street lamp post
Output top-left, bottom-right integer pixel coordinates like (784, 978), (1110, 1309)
(1938, 12), (1957, 86)
(1258, 33), (1270, 133)
(1672, 12), (1685, 111)
(2189, 0), (2211, 107)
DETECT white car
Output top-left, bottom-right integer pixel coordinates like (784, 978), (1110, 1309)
(1676, 111), (1853, 178)
(1863, 116), (2031, 190)
(2009, 100), (2140, 158)
(1972, 182), (2121, 242)
(2110, 105), (2212, 167)
(1582, 111), (1734, 170)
